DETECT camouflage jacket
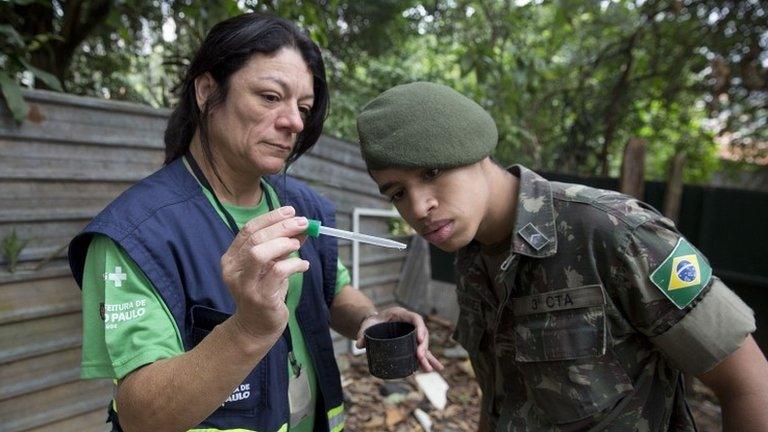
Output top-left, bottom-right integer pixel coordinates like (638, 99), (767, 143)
(453, 165), (755, 431)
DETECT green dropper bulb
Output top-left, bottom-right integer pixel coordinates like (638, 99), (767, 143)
(306, 219), (321, 237)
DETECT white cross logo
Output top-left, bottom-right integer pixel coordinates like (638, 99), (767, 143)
(106, 266), (127, 287)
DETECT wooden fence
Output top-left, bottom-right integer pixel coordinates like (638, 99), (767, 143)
(0, 90), (407, 431)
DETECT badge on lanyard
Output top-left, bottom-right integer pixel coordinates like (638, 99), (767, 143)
(288, 352), (312, 426)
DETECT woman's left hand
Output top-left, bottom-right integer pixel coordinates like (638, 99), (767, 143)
(355, 306), (444, 373)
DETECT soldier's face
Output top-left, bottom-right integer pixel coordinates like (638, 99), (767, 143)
(371, 161), (490, 252)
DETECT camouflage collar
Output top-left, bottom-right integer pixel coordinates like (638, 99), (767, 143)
(508, 165), (557, 258)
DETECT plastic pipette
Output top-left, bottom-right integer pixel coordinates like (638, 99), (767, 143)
(306, 220), (407, 250)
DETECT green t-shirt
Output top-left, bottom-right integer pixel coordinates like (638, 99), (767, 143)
(80, 177), (350, 432)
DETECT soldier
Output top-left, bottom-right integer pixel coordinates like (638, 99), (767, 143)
(355, 81), (768, 431)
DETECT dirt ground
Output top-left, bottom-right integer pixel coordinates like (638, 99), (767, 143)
(340, 316), (722, 431)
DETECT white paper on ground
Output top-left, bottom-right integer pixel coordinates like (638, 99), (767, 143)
(415, 372), (449, 410)
(414, 408), (432, 432)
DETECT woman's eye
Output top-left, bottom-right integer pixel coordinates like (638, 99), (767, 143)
(424, 168), (441, 180)
(262, 93), (280, 103)
(299, 106), (311, 118)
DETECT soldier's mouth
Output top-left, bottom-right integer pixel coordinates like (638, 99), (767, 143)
(423, 221), (454, 244)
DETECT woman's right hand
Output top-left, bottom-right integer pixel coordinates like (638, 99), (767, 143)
(220, 205), (309, 342)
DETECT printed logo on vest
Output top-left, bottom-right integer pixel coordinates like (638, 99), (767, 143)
(103, 299), (148, 330)
(224, 383), (251, 404)
(104, 266), (127, 287)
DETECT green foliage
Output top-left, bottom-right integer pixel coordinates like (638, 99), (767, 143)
(3, 0), (766, 183)
(0, 1), (63, 122)
(389, 216), (416, 237)
(2, 229), (29, 273)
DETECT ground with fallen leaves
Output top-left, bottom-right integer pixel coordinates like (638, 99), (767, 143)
(339, 316), (723, 431)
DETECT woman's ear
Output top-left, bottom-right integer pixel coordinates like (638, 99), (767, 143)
(194, 72), (216, 111)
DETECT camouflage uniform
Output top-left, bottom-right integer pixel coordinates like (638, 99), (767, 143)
(453, 165), (756, 431)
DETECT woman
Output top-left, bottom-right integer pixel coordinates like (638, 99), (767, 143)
(68, 14), (441, 432)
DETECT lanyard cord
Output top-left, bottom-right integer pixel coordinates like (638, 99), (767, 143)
(185, 153), (299, 373)
(185, 152), (276, 232)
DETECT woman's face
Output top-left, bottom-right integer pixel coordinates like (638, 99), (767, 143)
(204, 47), (314, 176)
(370, 162), (490, 252)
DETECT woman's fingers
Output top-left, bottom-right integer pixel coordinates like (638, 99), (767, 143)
(249, 237), (302, 266)
(236, 216), (308, 258)
(230, 206), (295, 252)
(259, 257), (310, 295)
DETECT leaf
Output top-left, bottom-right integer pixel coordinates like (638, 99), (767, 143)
(0, 71), (29, 123)
(385, 406), (406, 427)
(18, 58), (63, 91)
(2, 228), (29, 273)
(0, 24), (24, 47)
(362, 416), (385, 430)
(11, 0), (44, 5)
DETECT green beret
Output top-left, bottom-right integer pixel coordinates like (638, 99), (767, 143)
(356, 82), (497, 170)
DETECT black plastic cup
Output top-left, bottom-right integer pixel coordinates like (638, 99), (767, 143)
(364, 322), (418, 380)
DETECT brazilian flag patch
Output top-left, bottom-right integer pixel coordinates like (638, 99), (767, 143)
(649, 238), (712, 309)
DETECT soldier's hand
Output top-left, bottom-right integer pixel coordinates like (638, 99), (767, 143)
(221, 206), (310, 341)
(356, 306), (445, 372)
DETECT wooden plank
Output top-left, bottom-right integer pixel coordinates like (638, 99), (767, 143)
(0, 180), (133, 223)
(290, 155), (382, 197)
(1, 207), (104, 224)
(21, 88), (169, 117)
(309, 135), (368, 170)
(0, 140), (161, 181)
(0, 379), (113, 432)
(359, 259), (405, 281)
(0, 347), (81, 401)
(0, 181), (131, 202)
(360, 281), (398, 306)
(0, 138), (163, 165)
(0, 263), (70, 286)
(0, 93), (167, 150)
(0, 275), (80, 325)
(0, 312), (81, 364)
(19, 97), (168, 131)
(25, 408), (111, 432)
(303, 182), (388, 211)
(0, 117), (165, 149)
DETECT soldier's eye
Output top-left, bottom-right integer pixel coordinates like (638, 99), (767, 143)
(389, 189), (405, 202)
(424, 168), (441, 180)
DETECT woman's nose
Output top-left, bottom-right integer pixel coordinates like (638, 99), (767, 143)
(276, 105), (305, 134)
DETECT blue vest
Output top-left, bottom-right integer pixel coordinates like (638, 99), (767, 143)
(69, 159), (344, 432)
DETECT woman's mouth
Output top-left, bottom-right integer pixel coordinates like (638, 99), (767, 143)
(265, 141), (292, 153)
(422, 220), (454, 244)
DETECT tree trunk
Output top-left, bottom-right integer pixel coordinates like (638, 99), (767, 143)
(600, 33), (638, 176)
(663, 152), (686, 223)
(15, 0), (114, 90)
(620, 137), (646, 199)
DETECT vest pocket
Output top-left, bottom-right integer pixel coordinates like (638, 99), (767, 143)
(189, 305), (265, 415)
(511, 285), (633, 424)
